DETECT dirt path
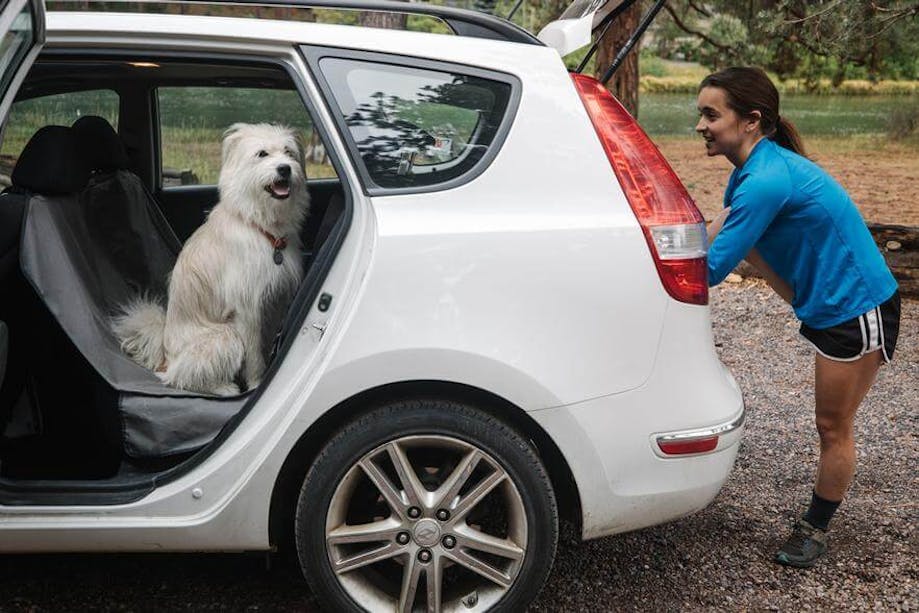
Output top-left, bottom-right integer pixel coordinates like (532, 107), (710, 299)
(657, 136), (919, 227)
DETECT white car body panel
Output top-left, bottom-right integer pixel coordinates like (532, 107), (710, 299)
(0, 12), (743, 552)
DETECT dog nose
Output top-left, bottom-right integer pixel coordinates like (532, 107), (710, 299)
(276, 164), (291, 179)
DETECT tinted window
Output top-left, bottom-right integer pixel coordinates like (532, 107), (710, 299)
(157, 86), (336, 187)
(319, 58), (512, 190)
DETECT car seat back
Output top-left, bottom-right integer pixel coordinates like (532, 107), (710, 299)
(17, 125), (246, 460)
(72, 115), (181, 295)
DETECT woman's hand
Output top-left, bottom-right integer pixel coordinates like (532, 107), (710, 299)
(707, 206), (731, 245)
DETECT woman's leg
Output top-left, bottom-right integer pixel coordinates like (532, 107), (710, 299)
(776, 349), (883, 567)
(813, 349), (883, 500)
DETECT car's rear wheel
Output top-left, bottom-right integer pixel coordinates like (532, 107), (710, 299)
(296, 400), (558, 612)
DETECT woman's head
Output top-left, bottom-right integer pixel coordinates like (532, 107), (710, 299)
(696, 66), (804, 164)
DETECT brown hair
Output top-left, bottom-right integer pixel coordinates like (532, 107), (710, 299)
(700, 66), (806, 157)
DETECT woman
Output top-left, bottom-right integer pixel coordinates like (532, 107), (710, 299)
(697, 67), (900, 568)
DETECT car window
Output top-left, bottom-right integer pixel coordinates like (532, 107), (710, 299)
(0, 89), (118, 187)
(157, 86), (337, 188)
(318, 57), (513, 190)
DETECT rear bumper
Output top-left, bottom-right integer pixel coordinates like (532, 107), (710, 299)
(530, 299), (745, 540)
(533, 394), (744, 540)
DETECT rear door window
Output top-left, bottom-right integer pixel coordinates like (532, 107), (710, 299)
(316, 55), (517, 193)
(157, 86), (337, 188)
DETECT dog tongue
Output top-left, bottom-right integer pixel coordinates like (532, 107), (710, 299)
(271, 181), (290, 198)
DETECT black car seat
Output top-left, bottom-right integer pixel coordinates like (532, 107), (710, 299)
(16, 124), (247, 462)
(0, 125), (122, 478)
(0, 171), (29, 426)
(72, 115), (181, 295)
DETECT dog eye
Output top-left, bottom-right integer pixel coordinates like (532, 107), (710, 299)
(256, 150), (269, 158)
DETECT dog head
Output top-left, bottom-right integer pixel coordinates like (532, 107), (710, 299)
(218, 123), (310, 233)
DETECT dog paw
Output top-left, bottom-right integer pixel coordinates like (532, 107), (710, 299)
(212, 382), (241, 397)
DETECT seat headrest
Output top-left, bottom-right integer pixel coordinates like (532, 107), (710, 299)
(72, 115), (129, 173)
(11, 126), (89, 195)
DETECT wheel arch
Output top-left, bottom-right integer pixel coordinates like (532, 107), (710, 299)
(268, 379), (582, 553)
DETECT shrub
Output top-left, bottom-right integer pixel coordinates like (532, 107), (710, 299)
(887, 98), (919, 140)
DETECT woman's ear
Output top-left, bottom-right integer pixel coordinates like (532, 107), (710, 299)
(747, 110), (763, 133)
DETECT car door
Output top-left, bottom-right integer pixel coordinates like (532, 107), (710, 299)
(0, 0), (43, 388)
(0, 0), (45, 124)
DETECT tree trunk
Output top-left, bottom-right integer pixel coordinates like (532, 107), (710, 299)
(594, 2), (641, 117)
(868, 223), (919, 298)
(359, 4), (407, 29)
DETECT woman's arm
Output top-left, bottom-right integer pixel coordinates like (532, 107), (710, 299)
(744, 248), (794, 304)
(706, 207), (794, 303)
(707, 206), (731, 245)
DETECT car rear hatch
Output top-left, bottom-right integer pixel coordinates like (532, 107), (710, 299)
(539, 0), (708, 306)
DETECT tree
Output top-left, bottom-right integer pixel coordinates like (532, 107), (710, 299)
(660, 1), (919, 83)
(595, 2), (643, 117)
(359, 1), (407, 29)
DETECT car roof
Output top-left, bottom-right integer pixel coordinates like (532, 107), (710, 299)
(46, 11), (561, 75)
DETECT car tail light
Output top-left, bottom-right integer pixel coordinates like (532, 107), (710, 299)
(571, 73), (708, 305)
(657, 436), (719, 455)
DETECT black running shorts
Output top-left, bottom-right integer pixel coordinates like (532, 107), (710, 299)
(800, 291), (901, 363)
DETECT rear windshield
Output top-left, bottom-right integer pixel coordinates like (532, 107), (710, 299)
(318, 57), (513, 191)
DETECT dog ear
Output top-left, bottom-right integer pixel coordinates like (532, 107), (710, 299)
(221, 123), (248, 164)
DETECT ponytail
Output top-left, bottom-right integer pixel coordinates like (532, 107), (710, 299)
(772, 115), (806, 157)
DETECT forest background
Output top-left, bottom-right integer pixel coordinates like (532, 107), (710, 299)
(49, 1), (919, 227)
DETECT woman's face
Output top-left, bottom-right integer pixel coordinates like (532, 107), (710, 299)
(695, 86), (758, 161)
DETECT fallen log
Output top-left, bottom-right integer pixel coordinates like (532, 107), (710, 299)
(729, 223), (918, 299)
(868, 223), (918, 299)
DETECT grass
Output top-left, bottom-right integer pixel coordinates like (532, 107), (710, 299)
(639, 59), (919, 95)
(654, 132), (919, 153)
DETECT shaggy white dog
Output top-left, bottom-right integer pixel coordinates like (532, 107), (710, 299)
(113, 123), (309, 395)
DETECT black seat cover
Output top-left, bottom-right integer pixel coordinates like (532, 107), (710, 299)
(16, 123), (246, 459)
(72, 116), (181, 294)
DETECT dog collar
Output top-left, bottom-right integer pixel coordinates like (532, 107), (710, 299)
(253, 224), (288, 265)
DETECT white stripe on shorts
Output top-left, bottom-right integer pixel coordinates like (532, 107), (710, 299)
(858, 314), (868, 354)
(866, 307), (881, 351)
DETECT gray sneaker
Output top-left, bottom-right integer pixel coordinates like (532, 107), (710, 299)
(775, 519), (828, 568)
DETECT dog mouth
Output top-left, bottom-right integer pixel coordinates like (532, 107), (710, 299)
(265, 179), (291, 200)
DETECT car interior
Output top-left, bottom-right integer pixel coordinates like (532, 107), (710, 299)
(0, 53), (346, 496)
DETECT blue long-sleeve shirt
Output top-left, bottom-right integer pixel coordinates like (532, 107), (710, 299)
(708, 138), (897, 329)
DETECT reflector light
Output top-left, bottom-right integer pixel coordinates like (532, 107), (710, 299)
(657, 436), (719, 455)
(571, 73), (708, 305)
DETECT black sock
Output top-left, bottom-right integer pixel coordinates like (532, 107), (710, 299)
(803, 490), (841, 531)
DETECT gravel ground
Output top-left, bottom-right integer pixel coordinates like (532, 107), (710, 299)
(0, 280), (915, 611)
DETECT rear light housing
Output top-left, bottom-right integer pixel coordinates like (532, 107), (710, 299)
(571, 73), (708, 305)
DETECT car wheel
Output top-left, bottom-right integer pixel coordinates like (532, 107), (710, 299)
(295, 399), (558, 612)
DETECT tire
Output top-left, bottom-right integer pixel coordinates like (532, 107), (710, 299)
(295, 399), (558, 612)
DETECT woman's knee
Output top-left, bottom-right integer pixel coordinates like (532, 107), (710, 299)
(815, 414), (853, 446)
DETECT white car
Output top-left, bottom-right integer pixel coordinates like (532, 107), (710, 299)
(0, 1), (743, 610)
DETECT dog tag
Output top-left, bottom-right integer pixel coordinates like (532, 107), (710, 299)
(273, 249), (284, 265)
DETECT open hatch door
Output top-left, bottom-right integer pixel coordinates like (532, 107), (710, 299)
(0, 0), (45, 124)
(537, 0), (665, 83)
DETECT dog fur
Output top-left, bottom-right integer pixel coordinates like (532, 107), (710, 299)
(112, 123), (309, 396)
